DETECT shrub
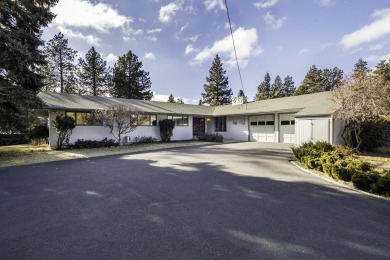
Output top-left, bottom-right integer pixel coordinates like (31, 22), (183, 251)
(198, 133), (224, 142)
(371, 170), (390, 196)
(28, 124), (49, 145)
(72, 138), (118, 149)
(352, 171), (380, 191)
(53, 115), (76, 150)
(159, 119), (175, 142)
(0, 134), (28, 146)
(133, 136), (157, 144)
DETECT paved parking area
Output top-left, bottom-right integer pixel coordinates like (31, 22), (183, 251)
(0, 142), (389, 259)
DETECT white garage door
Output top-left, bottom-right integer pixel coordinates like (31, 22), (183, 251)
(279, 114), (295, 143)
(250, 115), (275, 142)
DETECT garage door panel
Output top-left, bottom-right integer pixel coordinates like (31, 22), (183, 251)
(250, 115), (275, 142)
(279, 114), (295, 144)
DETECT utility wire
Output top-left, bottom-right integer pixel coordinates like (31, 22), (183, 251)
(224, 0), (246, 99)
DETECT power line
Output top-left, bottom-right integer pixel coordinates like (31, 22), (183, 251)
(224, 0), (245, 98)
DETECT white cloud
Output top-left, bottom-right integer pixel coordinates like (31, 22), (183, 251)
(51, 0), (132, 33)
(179, 22), (189, 33)
(184, 34), (200, 42)
(159, 2), (182, 23)
(190, 27), (262, 69)
(253, 0), (279, 9)
(59, 27), (101, 46)
(143, 52), (156, 60)
(340, 9), (390, 49)
(319, 0), (333, 7)
(106, 53), (118, 63)
(203, 0), (225, 11)
(299, 48), (309, 55)
(185, 44), (198, 55)
(146, 28), (162, 34)
(368, 43), (384, 51)
(263, 12), (287, 30)
(365, 53), (390, 62)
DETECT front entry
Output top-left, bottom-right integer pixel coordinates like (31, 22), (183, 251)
(193, 118), (206, 136)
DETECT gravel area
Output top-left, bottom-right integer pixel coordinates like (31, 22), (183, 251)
(0, 141), (215, 168)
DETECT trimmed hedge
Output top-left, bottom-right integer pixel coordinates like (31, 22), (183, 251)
(0, 134), (28, 146)
(71, 138), (119, 149)
(292, 141), (390, 196)
(197, 133), (224, 142)
(133, 136), (157, 144)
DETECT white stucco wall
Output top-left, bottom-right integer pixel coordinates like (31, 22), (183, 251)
(222, 115), (249, 141)
(48, 112), (194, 148)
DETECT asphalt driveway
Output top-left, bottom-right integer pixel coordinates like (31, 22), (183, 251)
(0, 142), (389, 259)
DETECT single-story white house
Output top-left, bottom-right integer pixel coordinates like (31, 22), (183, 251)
(37, 91), (345, 148)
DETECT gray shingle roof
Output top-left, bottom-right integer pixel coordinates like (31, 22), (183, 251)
(38, 91), (337, 117)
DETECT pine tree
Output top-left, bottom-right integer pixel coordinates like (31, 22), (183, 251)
(198, 99), (203, 106)
(176, 98), (184, 104)
(353, 58), (370, 81)
(374, 59), (390, 82)
(78, 46), (110, 96)
(281, 75), (295, 97)
(294, 65), (323, 95)
(321, 67), (343, 91)
(168, 94), (175, 103)
(0, 0), (58, 133)
(201, 55), (232, 106)
(111, 50), (153, 100)
(270, 75), (282, 98)
(255, 72), (271, 101)
(43, 32), (78, 93)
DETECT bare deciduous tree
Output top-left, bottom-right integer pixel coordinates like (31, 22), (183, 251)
(333, 73), (388, 151)
(95, 105), (147, 143)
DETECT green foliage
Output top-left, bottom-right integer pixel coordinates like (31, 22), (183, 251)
(43, 32), (78, 93)
(201, 55), (232, 106)
(358, 119), (390, 152)
(111, 50), (153, 100)
(292, 142), (390, 196)
(0, 134), (28, 146)
(294, 65), (343, 95)
(198, 133), (224, 142)
(168, 94), (175, 103)
(352, 171), (379, 191)
(270, 75), (282, 99)
(133, 136), (157, 144)
(28, 124), (49, 145)
(159, 119), (175, 142)
(255, 72), (271, 101)
(0, 0), (58, 133)
(52, 115), (76, 149)
(71, 138), (118, 149)
(78, 46), (110, 96)
(281, 75), (295, 97)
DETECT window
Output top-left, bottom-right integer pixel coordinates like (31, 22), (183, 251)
(291, 120), (295, 125)
(137, 114), (157, 126)
(258, 121), (266, 126)
(65, 112), (98, 125)
(168, 115), (189, 126)
(215, 116), (226, 132)
(250, 122), (257, 126)
(266, 121), (274, 126)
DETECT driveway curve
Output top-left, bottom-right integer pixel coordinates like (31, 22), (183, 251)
(0, 142), (389, 259)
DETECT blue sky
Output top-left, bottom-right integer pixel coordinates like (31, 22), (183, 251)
(42, 0), (390, 103)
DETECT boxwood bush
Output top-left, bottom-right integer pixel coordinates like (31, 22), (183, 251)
(197, 133), (224, 142)
(292, 141), (390, 196)
(72, 138), (119, 149)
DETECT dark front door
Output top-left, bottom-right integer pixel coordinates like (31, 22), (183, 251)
(193, 118), (206, 136)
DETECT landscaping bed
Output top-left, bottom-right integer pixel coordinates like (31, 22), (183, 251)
(292, 142), (390, 197)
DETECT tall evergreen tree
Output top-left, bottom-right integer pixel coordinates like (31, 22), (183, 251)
(255, 72), (271, 100)
(201, 55), (232, 106)
(270, 75), (282, 98)
(78, 46), (110, 96)
(111, 50), (153, 100)
(43, 32), (77, 93)
(294, 65), (323, 95)
(168, 94), (175, 103)
(354, 58), (370, 73)
(374, 59), (390, 82)
(281, 75), (295, 97)
(321, 67), (343, 91)
(0, 0), (58, 133)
